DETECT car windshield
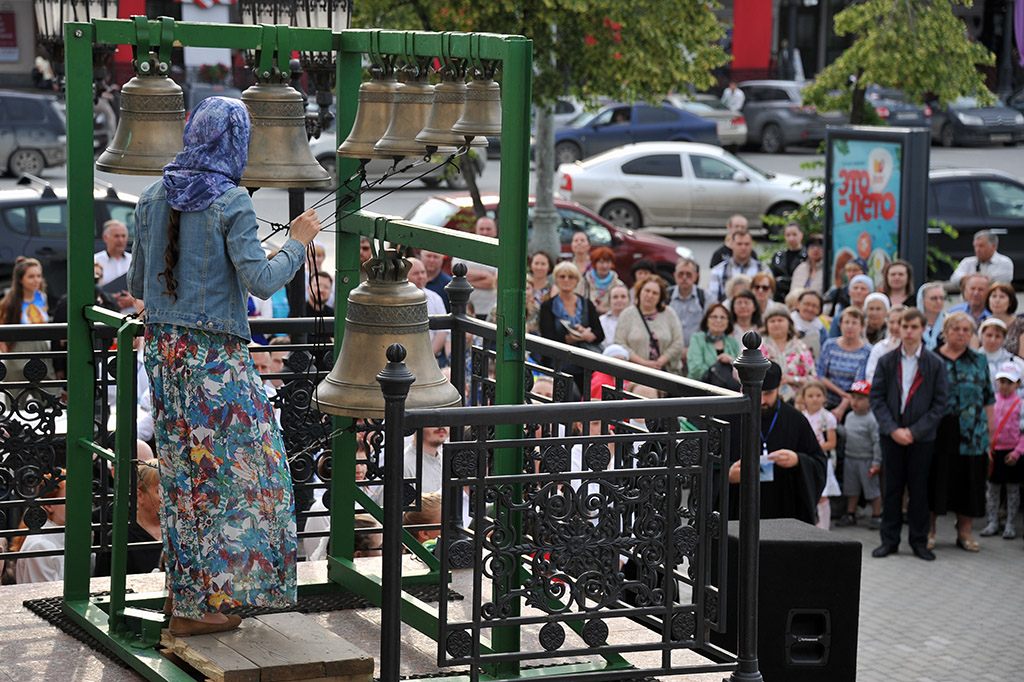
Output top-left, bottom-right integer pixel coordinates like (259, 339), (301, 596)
(950, 93), (1003, 108)
(406, 198), (460, 227)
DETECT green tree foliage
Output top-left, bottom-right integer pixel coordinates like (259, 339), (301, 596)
(802, 0), (995, 123)
(354, 0), (728, 108)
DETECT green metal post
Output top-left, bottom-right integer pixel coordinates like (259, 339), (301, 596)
(63, 21), (99, 606)
(327, 39), (366, 567)
(489, 36), (533, 678)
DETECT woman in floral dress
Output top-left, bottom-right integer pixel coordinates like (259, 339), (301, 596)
(128, 98), (322, 636)
(760, 304), (816, 403)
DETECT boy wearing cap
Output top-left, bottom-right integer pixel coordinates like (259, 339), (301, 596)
(835, 380), (883, 529)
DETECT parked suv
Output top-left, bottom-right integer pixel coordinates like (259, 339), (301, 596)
(738, 80), (846, 153)
(0, 176), (137, 298)
(0, 90), (68, 176)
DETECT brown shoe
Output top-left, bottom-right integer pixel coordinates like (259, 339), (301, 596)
(168, 614), (242, 637)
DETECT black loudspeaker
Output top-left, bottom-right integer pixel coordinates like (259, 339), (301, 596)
(710, 519), (862, 682)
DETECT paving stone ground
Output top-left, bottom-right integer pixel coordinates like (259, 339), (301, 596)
(1, 509), (1021, 682)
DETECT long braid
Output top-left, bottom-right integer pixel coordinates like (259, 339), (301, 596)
(158, 208), (181, 302)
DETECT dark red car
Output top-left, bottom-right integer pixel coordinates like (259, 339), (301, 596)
(405, 193), (692, 286)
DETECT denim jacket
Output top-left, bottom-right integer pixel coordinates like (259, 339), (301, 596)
(128, 181), (306, 340)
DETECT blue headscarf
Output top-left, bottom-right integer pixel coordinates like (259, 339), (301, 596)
(163, 97), (251, 212)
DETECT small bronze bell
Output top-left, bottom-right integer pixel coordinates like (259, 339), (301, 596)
(240, 81), (332, 188)
(95, 72), (185, 175)
(451, 77), (502, 140)
(338, 74), (400, 160)
(373, 72), (435, 159)
(415, 78), (482, 152)
(314, 250), (462, 419)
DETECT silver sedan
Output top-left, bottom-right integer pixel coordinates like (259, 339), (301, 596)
(556, 141), (817, 232)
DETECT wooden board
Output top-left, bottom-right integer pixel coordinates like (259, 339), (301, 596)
(160, 631), (260, 682)
(159, 613), (373, 682)
(252, 613), (374, 678)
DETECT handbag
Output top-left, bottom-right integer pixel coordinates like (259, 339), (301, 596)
(702, 361), (741, 391)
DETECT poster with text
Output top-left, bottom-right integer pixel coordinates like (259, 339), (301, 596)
(829, 138), (902, 289)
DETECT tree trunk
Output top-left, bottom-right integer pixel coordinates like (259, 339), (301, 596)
(462, 153), (486, 218)
(849, 68), (866, 125)
(530, 106), (561, 260)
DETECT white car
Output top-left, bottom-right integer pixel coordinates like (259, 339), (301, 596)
(556, 141), (816, 232)
(308, 124), (485, 189)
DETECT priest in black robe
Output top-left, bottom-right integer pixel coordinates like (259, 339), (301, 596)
(727, 361), (827, 525)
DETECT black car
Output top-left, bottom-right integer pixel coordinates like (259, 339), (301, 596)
(0, 176), (136, 299)
(927, 168), (1024, 282)
(929, 94), (1024, 147)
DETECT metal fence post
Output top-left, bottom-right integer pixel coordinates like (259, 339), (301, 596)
(730, 331), (769, 682)
(446, 263), (472, 399)
(376, 343), (415, 682)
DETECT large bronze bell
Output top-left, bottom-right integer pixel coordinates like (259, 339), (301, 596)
(240, 81), (332, 188)
(415, 79), (477, 153)
(338, 74), (400, 160)
(451, 77), (502, 140)
(314, 250), (461, 418)
(373, 74), (435, 159)
(95, 72), (185, 175)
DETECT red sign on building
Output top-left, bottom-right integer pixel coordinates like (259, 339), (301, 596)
(0, 12), (18, 63)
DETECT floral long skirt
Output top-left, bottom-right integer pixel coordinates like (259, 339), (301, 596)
(145, 323), (296, 619)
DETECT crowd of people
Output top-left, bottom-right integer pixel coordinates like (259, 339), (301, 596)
(5, 193), (1023, 601)
(520, 217), (1024, 561)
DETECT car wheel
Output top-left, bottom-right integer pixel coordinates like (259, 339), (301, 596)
(317, 155), (337, 186)
(766, 202), (799, 234)
(420, 176), (443, 188)
(940, 123), (955, 147)
(555, 141), (582, 165)
(759, 124), (784, 154)
(8, 149), (46, 176)
(600, 200), (642, 230)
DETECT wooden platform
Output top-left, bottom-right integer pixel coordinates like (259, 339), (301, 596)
(159, 612), (374, 682)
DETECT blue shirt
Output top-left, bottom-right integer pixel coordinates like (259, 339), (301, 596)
(947, 301), (990, 323)
(817, 338), (872, 403)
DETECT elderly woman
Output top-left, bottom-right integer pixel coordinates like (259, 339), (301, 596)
(578, 246), (625, 315)
(749, 271), (776, 316)
(817, 307), (871, 419)
(930, 312), (994, 553)
(760, 304), (817, 402)
(918, 282), (948, 351)
(790, 289), (827, 360)
(879, 259), (915, 307)
(864, 292), (890, 345)
(540, 261), (604, 392)
(729, 289), (762, 342)
(829, 274), (873, 338)
(614, 274), (684, 374)
(688, 303), (741, 383)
